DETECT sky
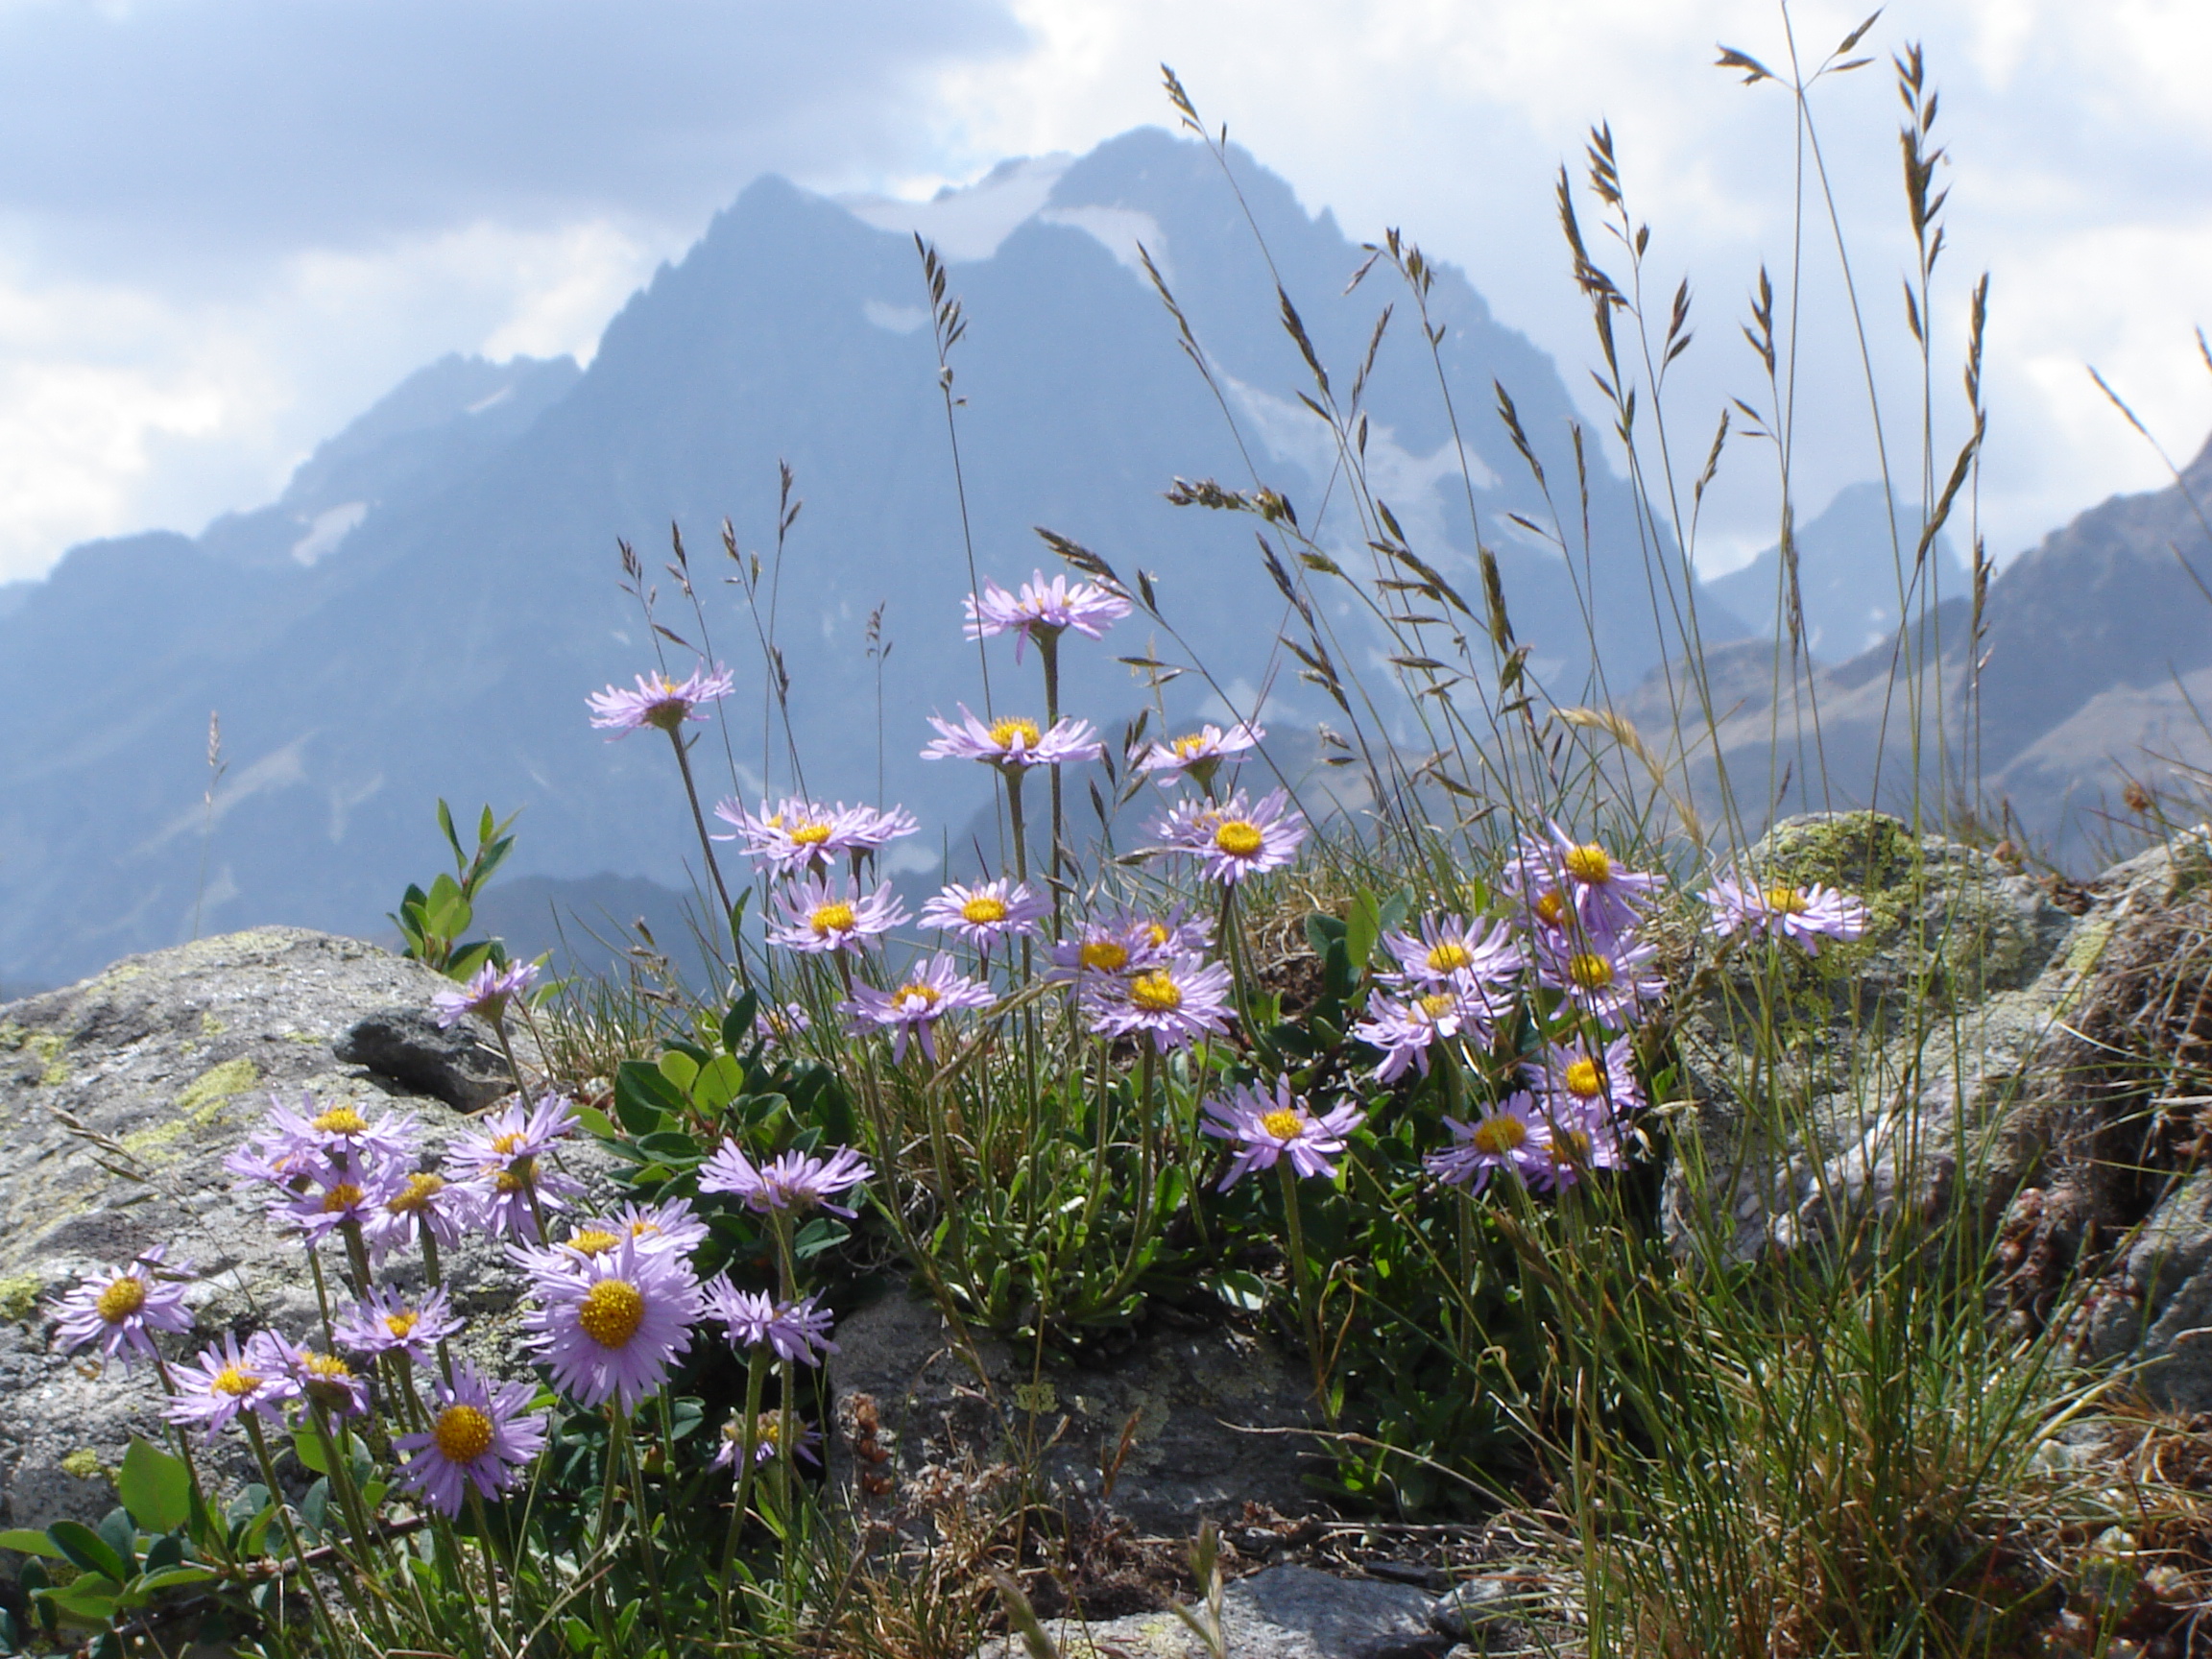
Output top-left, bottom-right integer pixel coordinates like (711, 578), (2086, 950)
(0, 0), (2205, 585)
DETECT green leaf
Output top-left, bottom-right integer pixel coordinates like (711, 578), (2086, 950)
(1304, 911), (1348, 957)
(131, 1566), (217, 1595)
(657, 1049), (701, 1094)
(1345, 890), (1382, 972)
(37, 1572), (120, 1625)
(117, 1438), (192, 1534)
(95, 1509), (136, 1578)
(613, 1060), (686, 1135)
(0, 1527), (64, 1558)
(691, 1053), (744, 1114)
(574, 1104), (620, 1141)
(290, 1427), (330, 1476)
(720, 989), (759, 1054)
(563, 1615), (595, 1653)
(142, 1534), (183, 1575)
(46, 1520), (128, 1584)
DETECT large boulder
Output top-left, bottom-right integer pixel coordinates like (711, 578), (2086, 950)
(0, 926), (598, 1540)
(1662, 811), (2080, 1262)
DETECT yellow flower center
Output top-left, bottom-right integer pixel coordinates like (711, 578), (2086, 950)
(1213, 819), (1264, 858)
(1533, 890), (1567, 926)
(1129, 971), (1182, 1012)
(1260, 1107), (1304, 1141)
(790, 821), (832, 846)
(1563, 1058), (1603, 1098)
(808, 902), (856, 936)
(1419, 992), (1455, 1020)
(95, 1277), (148, 1323)
(212, 1364), (259, 1398)
(577, 1279), (646, 1349)
(1171, 733), (1209, 757)
(1078, 940), (1129, 973)
(988, 717), (1041, 750)
(494, 1155), (538, 1194)
(1563, 843), (1613, 884)
(894, 982), (941, 1011)
(1553, 1129), (1593, 1163)
(491, 1131), (525, 1156)
(1471, 1115), (1527, 1155)
(305, 1353), (352, 1382)
(389, 1172), (445, 1214)
(322, 1183), (365, 1214)
(1426, 942), (1473, 974)
(1765, 886), (1808, 915)
(960, 895), (1009, 925)
(567, 1229), (620, 1258)
(629, 1219), (660, 1238)
(1144, 922), (1170, 948)
(311, 1105), (369, 1136)
(1567, 952), (1614, 991)
(433, 1404), (494, 1463)
(384, 1310), (421, 1339)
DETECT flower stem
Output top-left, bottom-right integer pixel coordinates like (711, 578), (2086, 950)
(665, 728), (743, 974)
(243, 1414), (346, 1654)
(1276, 1158), (1325, 1399)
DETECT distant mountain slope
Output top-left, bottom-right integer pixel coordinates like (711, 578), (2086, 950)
(0, 127), (1730, 987)
(1707, 482), (1965, 663)
(1621, 437), (2212, 864)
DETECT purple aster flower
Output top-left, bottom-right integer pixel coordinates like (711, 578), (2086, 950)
(364, 1166), (474, 1263)
(712, 797), (919, 876)
(1080, 951), (1235, 1051)
(334, 1285), (463, 1364)
(964, 569), (1131, 661)
(279, 1153), (401, 1243)
(1149, 789), (1307, 886)
(523, 1236), (703, 1413)
(765, 873), (909, 956)
(918, 878), (1049, 950)
(430, 959), (541, 1029)
(759, 1001), (812, 1049)
(1526, 1096), (1626, 1194)
(601, 1197), (709, 1261)
(50, 1246), (194, 1366)
(1349, 984), (1499, 1084)
(712, 1411), (822, 1472)
(921, 706), (1104, 770)
(163, 1334), (301, 1440)
(1199, 1076), (1366, 1190)
(1424, 1093), (1551, 1194)
(393, 1363), (548, 1518)
(451, 1094), (584, 1241)
(1524, 1034), (1645, 1123)
(586, 661), (735, 736)
(1133, 720), (1264, 786)
(1530, 928), (1665, 1026)
(226, 1092), (421, 1186)
(703, 1280), (839, 1366)
(250, 1331), (370, 1419)
(1378, 914), (1524, 995)
(698, 1142), (874, 1217)
(841, 954), (996, 1065)
(1504, 822), (1660, 940)
(1702, 873), (1870, 955)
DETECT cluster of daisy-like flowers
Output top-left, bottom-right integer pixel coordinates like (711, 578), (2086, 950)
(53, 1076), (870, 1523)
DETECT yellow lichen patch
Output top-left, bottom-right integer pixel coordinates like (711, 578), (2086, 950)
(27, 1031), (67, 1086)
(199, 1012), (227, 1039)
(0, 1019), (23, 1051)
(175, 1057), (259, 1117)
(2063, 916), (2115, 978)
(59, 1449), (104, 1480)
(283, 1030), (325, 1046)
(119, 1119), (195, 1166)
(1012, 1381), (1059, 1415)
(90, 963), (145, 990)
(0, 1274), (41, 1322)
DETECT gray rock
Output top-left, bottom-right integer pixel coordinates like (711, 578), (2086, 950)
(1664, 811), (2080, 1261)
(976, 1564), (1438, 1659)
(829, 1289), (1325, 1539)
(333, 1004), (513, 1110)
(0, 926), (597, 1543)
(2088, 1167), (2212, 1410)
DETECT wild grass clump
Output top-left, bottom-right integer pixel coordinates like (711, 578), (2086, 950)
(15, 17), (2212, 1659)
